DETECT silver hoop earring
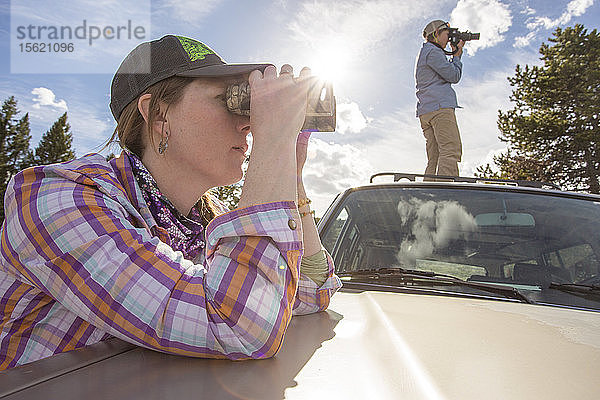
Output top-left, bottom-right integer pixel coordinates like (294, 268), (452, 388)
(158, 131), (169, 154)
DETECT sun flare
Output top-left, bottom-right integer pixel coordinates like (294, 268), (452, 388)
(308, 45), (350, 86)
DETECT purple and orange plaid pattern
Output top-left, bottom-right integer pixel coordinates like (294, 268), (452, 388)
(0, 153), (341, 369)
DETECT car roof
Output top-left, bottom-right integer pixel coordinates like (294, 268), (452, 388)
(343, 172), (600, 202)
(370, 172), (562, 189)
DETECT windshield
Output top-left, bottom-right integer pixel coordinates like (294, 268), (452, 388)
(321, 187), (600, 311)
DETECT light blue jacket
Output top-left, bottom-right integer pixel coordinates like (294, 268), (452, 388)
(415, 42), (463, 117)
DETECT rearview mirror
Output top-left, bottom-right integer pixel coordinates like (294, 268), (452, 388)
(475, 213), (535, 227)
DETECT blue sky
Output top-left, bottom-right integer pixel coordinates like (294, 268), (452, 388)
(0, 0), (598, 215)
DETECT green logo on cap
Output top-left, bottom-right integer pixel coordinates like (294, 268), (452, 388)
(176, 36), (216, 61)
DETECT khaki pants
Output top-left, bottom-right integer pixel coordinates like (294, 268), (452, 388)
(419, 108), (462, 178)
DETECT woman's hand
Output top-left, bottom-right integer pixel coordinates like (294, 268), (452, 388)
(248, 64), (313, 145)
(451, 40), (465, 57)
(238, 64), (313, 208)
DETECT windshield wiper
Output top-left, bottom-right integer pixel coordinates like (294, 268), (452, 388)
(340, 267), (535, 304)
(549, 282), (600, 296)
(340, 267), (459, 279)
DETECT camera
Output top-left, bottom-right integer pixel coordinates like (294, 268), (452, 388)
(226, 80), (336, 132)
(447, 28), (480, 47)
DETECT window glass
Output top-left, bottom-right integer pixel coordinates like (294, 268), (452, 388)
(322, 208), (348, 253)
(558, 244), (599, 283)
(320, 187), (600, 285)
(416, 259), (486, 281)
(320, 187), (600, 310)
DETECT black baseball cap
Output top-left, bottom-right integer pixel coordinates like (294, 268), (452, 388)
(110, 35), (273, 120)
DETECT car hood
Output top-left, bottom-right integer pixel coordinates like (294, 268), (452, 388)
(289, 291), (600, 399)
(2, 291), (600, 399)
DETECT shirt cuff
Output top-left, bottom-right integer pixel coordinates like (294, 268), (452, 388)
(300, 249), (329, 286)
(205, 201), (302, 253)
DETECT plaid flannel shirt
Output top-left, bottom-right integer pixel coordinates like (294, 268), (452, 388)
(0, 153), (341, 369)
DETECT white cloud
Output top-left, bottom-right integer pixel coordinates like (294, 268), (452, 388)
(449, 0), (512, 55)
(289, 1), (404, 48)
(353, 107), (429, 178)
(528, 0), (594, 29)
(158, 0), (223, 24)
(303, 138), (375, 214)
(287, 0), (434, 66)
(11, 0), (152, 73)
(336, 102), (368, 134)
(455, 69), (513, 176)
(514, 31), (537, 48)
(518, 0), (594, 48)
(522, 6), (536, 16)
(67, 108), (112, 154)
(31, 87), (68, 111)
(565, 0), (595, 18)
(305, 139), (374, 192)
(396, 199), (477, 264)
(357, 67), (513, 180)
(17, 85), (111, 155)
(460, 147), (507, 177)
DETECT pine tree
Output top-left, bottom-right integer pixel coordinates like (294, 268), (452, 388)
(485, 25), (600, 193)
(0, 97), (33, 223)
(0, 97), (18, 186)
(8, 113), (33, 173)
(212, 183), (242, 210)
(34, 112), (75, 165)
(212, 158), (249, 209)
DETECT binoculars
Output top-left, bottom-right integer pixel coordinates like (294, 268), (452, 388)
(225, 80), (336, 132)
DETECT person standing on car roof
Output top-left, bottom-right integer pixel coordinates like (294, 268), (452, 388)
(415, 20), (465, 179)
(0, 35), (341, 369)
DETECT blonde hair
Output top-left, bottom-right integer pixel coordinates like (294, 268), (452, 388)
(106, 76), (219, 224)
